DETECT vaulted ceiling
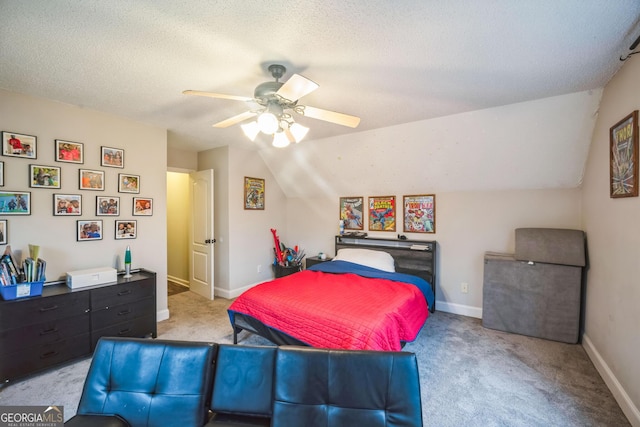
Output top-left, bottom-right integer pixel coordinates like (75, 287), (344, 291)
(1, 1), (639, 154)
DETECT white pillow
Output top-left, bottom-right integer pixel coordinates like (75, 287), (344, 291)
(333, 248), (395, 272)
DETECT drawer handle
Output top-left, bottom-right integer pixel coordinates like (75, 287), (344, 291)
(117, 290), (132, 296)
(118, 309), (132, 316)
(40, 327), (59, 335)
(40, 351), (59, 359)
(39, 305), (59, 312)
(118, 328), (132, 335)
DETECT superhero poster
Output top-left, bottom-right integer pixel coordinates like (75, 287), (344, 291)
(339, 196), (364, 230)
(368, 196), (396, 231)
(403, 194), (435, 233)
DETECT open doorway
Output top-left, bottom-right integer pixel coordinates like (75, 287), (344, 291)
(167, 171), (191, 295)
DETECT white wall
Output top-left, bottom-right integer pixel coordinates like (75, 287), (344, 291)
(0, 90), (169, 320)
(581, 58), (640, 424)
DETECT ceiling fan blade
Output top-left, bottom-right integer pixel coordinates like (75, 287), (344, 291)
(276, 74), (319, 102)
(183, 90), (254, 102)
(300, 105), (361, 128)
(213, 111), (257, 128)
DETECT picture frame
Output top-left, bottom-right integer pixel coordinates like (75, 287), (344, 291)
(244, 176), (265, 210)
(79, 169), (105, 191)
(339, 196), (364, 230)
(118, 174), (140, 193)
(0, 162), (4, 186)
(77, 220), (103, 241)
(29, 165), (61, 189)
(610, 110), (639, 198)
(403, 194), (436, 233)
(115, 220), (137, 239)
(0, 191), (30, 215)
(2, 131), (37, 159)
(368, 196), (396, 231)
(0, 220), (7, 245)
(96, 196), (120, 216)
(55, 140), (83, 164)
(133, 197), (153, 216)
(101, 146), (124, 168)
(53, 194), (82, 216)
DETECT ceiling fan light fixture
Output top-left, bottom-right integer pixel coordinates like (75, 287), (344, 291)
(241, 121), (260, 141)
(272, 131), (291, 148)
(289, 122), (309, 143)
(257, 112), (279, 134)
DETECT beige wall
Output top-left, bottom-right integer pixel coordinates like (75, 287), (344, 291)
(581, 58), (640, 424)
(166, 171), (190, 285)
(0, 89), (169, 320)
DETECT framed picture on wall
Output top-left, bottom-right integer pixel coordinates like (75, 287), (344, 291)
(2, 131), (37, 159)
(610, 110), (639, 198)
(53, 194), (82, 216)
(244, 176), (265, 210)
(96, 196), (119, 216)
(0, 191), (30, 215)
(368, 196), (396, 231)
(133, 197), (153, 216)
(0, 220), (6, 245)
(118, 174), (140, 193)
(403, 194), (436, 233)
(55, 140), (83, 164)
(115, 220), (137, 239)
(339, 196), (364, 230)
(29, 165), (61, 189)
(77, 220), (103, 241)
(79, 169), (105, 190)
(101, 146), (124, 168)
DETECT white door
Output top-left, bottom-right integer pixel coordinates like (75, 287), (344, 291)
(189, 169), (215, 300)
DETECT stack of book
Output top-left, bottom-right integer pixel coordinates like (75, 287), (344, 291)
(0, 245), (46, 286)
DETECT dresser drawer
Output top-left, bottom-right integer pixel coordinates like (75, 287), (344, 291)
(91, 297), (155, 331)
(0, 291), (90, 330)
(0, 312), (90, 355)
(91, 315), (156, 350)
(90, 279), (155, 309)
(0, 333), (91, 382)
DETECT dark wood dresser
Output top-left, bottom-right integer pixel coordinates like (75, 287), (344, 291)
(0, 269), (156, 384)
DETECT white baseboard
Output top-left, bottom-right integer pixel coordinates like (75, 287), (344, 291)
(435, 300), (483, 319)
(157, 308), (170, 322)
(215, 280), (267, 300)
(582, 333), (640, 427)
(167, 275), (189, 288)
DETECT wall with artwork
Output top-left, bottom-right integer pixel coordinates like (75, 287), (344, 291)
(0, 89), (169, 319)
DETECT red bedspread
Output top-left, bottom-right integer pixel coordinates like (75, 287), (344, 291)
(228, 270), (429, 351)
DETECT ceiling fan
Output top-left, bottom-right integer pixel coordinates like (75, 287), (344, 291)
(183, 64), (360, 147)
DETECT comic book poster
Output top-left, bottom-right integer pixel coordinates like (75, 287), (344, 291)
(339, 196), (364, 230)
(244, 176), (265, 209)
(368, 196), (395, 231)
(403, 194), (435, 233)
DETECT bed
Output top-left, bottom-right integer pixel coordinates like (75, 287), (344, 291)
(228, 236), (437, 351)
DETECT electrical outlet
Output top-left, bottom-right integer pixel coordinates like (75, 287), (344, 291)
(257, 265), (262, 273)
(461, 282), (469, 294)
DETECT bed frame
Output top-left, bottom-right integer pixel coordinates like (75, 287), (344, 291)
(232, 235), (437, 345)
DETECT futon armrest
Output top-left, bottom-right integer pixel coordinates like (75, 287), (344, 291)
(64, 413), (130, 427)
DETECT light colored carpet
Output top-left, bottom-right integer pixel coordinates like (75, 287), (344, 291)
(0, 291), (630, 426)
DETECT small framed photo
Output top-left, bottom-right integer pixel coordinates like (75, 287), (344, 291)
(79, 169), (105, 191)
(118, 174), (140, 193)
(55, 140), (83, 164)
(96, 196), (120, 216)
(0, 191), (30, 215)
(54, 194), (82, 216)
(77, 220), (103, 241)
(339, 196), (364, 230)
(29, 165), (61, 189)
(403, 194), (436, 233)
(101, 146), (124, 168)
(0, 220), (6, 245)
(0, 162), (4, 186)
(244, 176), (265, 210)
(133, 197), (153, 216)
(115, 220), (137, 239)
(368, 196), (396, 231)
(2, 131), (37, 159)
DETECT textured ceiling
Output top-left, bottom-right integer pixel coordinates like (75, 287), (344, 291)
(1, 1), (639, 153)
